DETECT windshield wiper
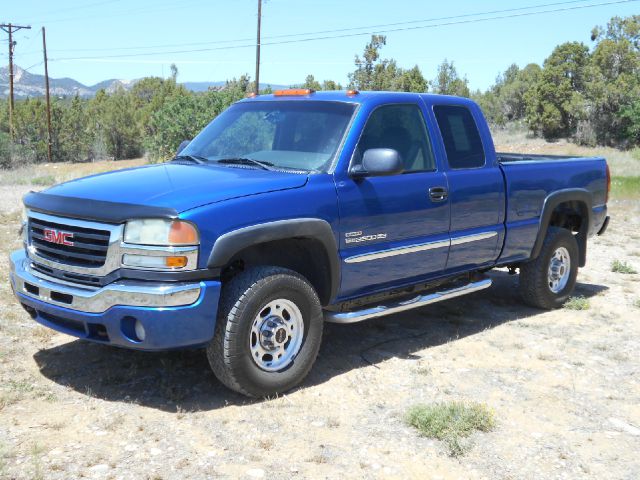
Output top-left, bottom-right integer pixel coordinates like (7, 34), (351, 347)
(171, 154), (209, 165)
(216, 157), (276, 171)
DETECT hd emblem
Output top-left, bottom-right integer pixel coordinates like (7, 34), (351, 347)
(345, 231), (387, 244)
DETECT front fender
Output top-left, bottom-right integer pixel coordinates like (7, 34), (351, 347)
(207, 218), (340, 301)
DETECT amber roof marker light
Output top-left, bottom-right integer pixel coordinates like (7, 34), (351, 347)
(346, 89), (360, 96)
(273, 88), (315, 96)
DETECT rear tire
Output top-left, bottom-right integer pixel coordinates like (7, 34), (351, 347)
(207, 266), (323, 398)
(519, 227), (579, 310)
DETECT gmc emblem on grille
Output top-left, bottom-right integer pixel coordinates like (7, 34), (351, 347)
(43, 228), (74, 246)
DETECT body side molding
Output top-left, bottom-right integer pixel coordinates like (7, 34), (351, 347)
(344, 231), (498, 264)
(344, 239), (450, 264)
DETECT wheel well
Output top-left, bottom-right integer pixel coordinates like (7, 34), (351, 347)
(549, 200), (586, 232)
(548, 200), (589, 266)
(221, 238), (333, 305)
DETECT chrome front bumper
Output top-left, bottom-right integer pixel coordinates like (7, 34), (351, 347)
(9, 249), (202, 314)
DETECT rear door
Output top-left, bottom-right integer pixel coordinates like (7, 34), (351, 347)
(335, 102), (451, 299)
(430, 102), (505, 273)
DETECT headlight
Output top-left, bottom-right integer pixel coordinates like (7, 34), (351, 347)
(124, 219), (199, 246)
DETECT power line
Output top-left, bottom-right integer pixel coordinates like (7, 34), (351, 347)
(45, 0), (609, 54)
(22, 60), (44, 72)
(49, 0), (640, 62)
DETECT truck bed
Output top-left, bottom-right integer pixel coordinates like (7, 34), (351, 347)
(496, 152), (608, 264)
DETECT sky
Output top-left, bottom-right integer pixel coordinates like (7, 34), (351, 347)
(2, 0), (639, 91)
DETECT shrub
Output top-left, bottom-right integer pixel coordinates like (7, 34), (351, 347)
(611, 260), (638, 274)
(564, 296), (590, 310)
(406, 401), (495, 456)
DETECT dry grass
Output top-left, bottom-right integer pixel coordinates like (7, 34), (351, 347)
(492, 127), (640, 178)
(0, 140), (639, 479)
(0, 158), (146, 187)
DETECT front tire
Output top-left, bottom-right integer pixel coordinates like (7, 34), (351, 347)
(519, 226), (579, 309)
(207, 266), (323, 398)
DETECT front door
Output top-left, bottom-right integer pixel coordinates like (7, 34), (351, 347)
(336, 103), (451, 300)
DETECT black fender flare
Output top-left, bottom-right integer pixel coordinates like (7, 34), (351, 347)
(207, 218), (340, 302)
(530, 189), (592, 267)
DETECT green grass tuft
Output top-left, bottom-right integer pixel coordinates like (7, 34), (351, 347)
(611, 260), (638, 274)
(564, 296), (590, 310)
(30, 175), (56, 186)
(406, 401), (495, 456)
(611, 176), (640, 200)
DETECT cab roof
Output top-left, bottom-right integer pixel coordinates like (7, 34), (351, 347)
(238, 90), (476, 108)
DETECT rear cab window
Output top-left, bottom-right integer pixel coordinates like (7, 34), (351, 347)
(433, 105), (485, 169)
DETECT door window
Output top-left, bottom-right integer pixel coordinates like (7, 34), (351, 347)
(354, 104), (436, 172)
(433, 105), (485, 169)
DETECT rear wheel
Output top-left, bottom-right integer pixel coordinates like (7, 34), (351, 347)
(207, 266), (323, 398)
(519, 227), (579, 309)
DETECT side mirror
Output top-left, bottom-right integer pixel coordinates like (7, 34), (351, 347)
(350, 148), (404, 178)
(176, 140), (191, 155)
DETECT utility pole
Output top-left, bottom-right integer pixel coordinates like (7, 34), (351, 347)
(254, 0), (261, 95)
(42, 27), (52, 162)
(1, 23), (31, 138)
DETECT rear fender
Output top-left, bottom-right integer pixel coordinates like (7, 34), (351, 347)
(530, 189), (592, 267)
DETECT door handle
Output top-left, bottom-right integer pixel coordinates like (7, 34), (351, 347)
(429, 186), (448, 202)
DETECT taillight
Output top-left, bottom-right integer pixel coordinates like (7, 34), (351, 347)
(605, 163), (611, 203)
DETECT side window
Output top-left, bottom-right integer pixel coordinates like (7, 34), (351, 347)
(355, 104), (436, 172)
(433, 105), (485, 169)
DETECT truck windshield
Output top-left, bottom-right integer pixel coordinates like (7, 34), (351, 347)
(181, 101), (356, 173)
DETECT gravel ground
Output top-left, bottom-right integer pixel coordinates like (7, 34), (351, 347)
(0, 164), (638, 479)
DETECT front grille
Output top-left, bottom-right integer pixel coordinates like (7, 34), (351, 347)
(29, 217), (111, 268)
(30, 262), (103, 286)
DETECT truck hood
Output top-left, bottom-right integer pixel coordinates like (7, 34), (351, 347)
(43, 163), (308, 212)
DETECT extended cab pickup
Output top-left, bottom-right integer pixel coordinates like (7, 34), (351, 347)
(10, 90), (610, 397)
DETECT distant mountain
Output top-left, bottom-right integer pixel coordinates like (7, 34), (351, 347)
(181, 81), (228, 92)
(0, 65), (288, 98)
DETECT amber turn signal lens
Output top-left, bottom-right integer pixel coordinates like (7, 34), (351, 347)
(273, 88), (315, 96)
(165, 256), (188, 268)
(168, 221), (198, 245)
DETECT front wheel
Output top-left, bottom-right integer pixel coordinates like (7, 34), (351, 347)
(207, 266), (323, 398)
(519, 226), (579, 309)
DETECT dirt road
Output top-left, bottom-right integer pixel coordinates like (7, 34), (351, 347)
(0, 175), (638, 479)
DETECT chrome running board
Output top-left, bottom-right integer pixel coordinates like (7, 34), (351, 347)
(324, 278), (492, 324)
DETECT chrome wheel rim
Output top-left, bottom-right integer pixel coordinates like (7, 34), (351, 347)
(250, 298), (304, 372)
(548, 247), (571, 294)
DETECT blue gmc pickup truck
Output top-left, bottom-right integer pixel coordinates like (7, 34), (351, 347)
(10, 90), (610, 397)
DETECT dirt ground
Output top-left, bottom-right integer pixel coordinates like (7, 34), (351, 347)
(0, 152), (639, 479)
